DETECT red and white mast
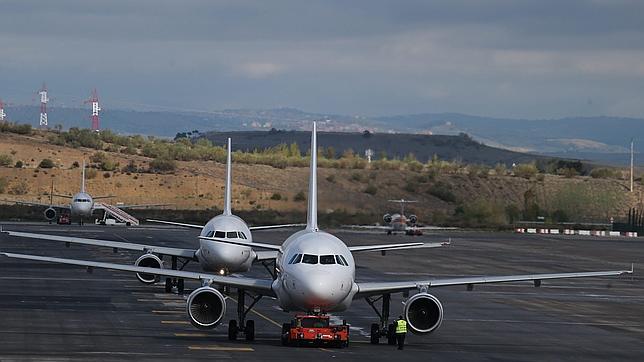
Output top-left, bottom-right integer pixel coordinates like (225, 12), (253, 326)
(37, 83), (49, 127)
(84, 89), (101, 131)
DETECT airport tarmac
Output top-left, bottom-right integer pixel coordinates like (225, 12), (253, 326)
(0, 222), (642, 361)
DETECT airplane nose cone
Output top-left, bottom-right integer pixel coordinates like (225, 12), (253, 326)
(300, 272), (344, 307)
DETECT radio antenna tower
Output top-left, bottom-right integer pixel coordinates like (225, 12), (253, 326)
(0, 99), (6, 122)
(37, 83), (49, 127)
(84, 89), (101, 131)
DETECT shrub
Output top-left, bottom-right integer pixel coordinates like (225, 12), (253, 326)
(0, 154), (12, 167)
(14, 160), (23, 168)
(149, 157), (177, 173)
(364, 184), (378, 195)
(590, 168), (620, 179)
(557, 167), (578, 178)
(270, 193), (282, 201)
(86, 168), (98, 179)
(103, 172), (111, 178)
(294, 191), (306, 202)
(513, 163), (538, 179)
(38, 158), (55, 168)
(326, 174), (336, 183)
(428, 181), (456, 202)
(457, 199), (507, 227)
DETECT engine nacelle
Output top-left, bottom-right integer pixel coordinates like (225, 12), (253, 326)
(44, 207), (57, 221)
(134, 253), (163, 284)
(409, 214), (418, 224)
(403, 293), (443, 334)
(383, 213), (392, 224)
(186, 286), (226, 329)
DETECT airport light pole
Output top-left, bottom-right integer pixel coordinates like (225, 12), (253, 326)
(630, 139), (634, 193)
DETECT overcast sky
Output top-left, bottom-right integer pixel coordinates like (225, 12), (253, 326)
(1, 0), (644, 118)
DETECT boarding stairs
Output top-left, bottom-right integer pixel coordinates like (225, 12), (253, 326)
(95, 203), (140, 226)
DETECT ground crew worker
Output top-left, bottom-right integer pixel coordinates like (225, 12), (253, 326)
(395, 315), (407, 350)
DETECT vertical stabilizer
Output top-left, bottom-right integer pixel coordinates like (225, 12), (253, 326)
(223, 138), (232, 215)
(81, 160), (86, 193)
(306, 122), (318, 231)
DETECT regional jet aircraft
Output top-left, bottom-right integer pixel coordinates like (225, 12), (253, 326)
(3, 138), (442, 294)
(344, 199), (454, 235)
(1, 123), (632, 343)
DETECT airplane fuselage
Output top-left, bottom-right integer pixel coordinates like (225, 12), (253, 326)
(196, 214), (254, 273)
(272, 229), (357, 313)
(70, 192), (94, 217)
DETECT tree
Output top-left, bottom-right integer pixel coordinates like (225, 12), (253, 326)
(38, 159), (55, 168)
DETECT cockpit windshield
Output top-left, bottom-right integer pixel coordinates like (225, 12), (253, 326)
(73, 199), (91, 203)
(208, 230), (249, 240)
(289, 253), (349, 266)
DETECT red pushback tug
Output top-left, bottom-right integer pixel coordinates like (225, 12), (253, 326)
(281, 315), (349, 348)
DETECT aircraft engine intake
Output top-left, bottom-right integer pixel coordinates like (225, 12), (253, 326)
(403, 293), (444, 334)
(134, 253), (163, 284)
(383, 214), (392, 224)
(44, 207), (57, 221)
(186, 286), (226, 329)
(409, 214), (418, 224)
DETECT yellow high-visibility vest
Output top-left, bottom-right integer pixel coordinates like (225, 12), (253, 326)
(395, 319), (407, 333)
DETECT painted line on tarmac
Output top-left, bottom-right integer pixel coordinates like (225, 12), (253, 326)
(0, 276), (133, 282)
(445, 318), (641, 327)
(161, 320), (190, 325)
(175, 332), (211, 337)
(153, 310), (184, 314)
(188, 345), (254, 352)
(111, 233), (131, 243)
(227, 296), (282, 328)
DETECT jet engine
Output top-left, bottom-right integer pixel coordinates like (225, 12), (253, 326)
(186, 286), (226, 329)
(408, 214), (418, 225)
(383, 214), (392, 224)
(134, 253), (164, 284)
(403, 293), (444, 334)
(44, 207), (57, 221)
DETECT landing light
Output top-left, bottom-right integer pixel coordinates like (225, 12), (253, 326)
(219, 269), (225, 275)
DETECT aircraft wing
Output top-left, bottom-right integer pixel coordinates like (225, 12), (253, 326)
(249, 223), (305, 231)
(342, 225), (391, 230)
(146, 219), (204, 229)
(348, 241), (449, 253)
(354, 266), (633, 298)
(199, 236), (282, 251)
(0, 252), (275, 296)
(3, 231), (197, 259)
(7, 200), (69, 209)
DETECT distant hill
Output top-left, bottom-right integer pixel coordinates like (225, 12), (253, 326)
(201, 130), (549, 166)
(4, 105), (642, 165)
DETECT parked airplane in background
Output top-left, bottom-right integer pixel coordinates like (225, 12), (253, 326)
(12, 161), (113, 225)
(344, 199), (451, 235)
(3, 139), (442, 294)
(1, 123), (633, 343)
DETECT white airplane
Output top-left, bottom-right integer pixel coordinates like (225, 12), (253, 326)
(12, 161), (113, 225)
(3, 138), (442, 294)
(1, 123), (633, 344)
(344, 199), (456, 235)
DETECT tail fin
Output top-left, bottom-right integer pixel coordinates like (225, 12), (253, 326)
(223, 138), (232, 215)
(81, 160), (86, 193)
(306, 122), (318, 231)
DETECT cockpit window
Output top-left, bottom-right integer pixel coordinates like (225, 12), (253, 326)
(335, 255), (346, 266)
(214, 231), (225, 238)
(206, 230), (214, 237)
(74, 199), (91, 203)
(288, 253), (302, 264)
(320, 255), (336, 265)
(338, 255), (349, 266)
(226, 231), (238, 239)
(301, 254), (318, 264)
(239, 232), (247, 240)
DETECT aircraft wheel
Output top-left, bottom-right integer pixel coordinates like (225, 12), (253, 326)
(245, 320), (255, 341)
(228, 320), (238, 341)
(164, 278), (172, 293)
(177, 279), (185, 294)
(370, 323), (380, 344)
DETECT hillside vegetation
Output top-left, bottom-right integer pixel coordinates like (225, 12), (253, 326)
(0, 124), (642, 227)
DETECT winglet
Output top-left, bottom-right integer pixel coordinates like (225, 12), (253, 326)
(306, 122), (318, 231)
(223, 138), (232, 216)
(81, 160), (86, 193)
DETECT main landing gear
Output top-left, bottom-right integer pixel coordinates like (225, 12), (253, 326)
(365, 293), (396, 345)
(163, 255), (190, 294)
(228, 289), (261, 341)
